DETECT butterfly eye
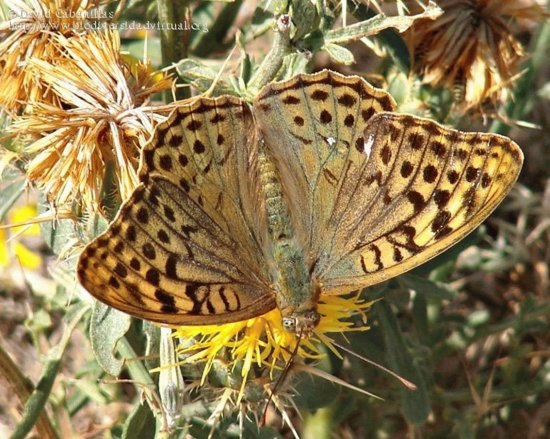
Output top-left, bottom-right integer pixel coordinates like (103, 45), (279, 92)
(282, 317), (296, 331)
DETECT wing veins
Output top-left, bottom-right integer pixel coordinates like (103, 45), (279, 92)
(150, 179), (257, 283)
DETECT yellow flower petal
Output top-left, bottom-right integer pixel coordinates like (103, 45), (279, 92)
(174, 292), (373, 402)
(10, 205), (40, 236)
(0, 230), (9, 266)
(14, 242), (41, 269)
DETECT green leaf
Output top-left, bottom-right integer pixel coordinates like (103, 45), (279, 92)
(258, 0), (288, 15)
(351, 4), (411, 73)
(25, 309), (52, 333)
(322, 43), (355, 65)
(89, 301), (132, 376)
(399, 274), (457, 301)
(412, 292), (430, 345)
(277, 52), (310, 80)
(293, 372), (340, 410)
(375, 301), (430, 425)
(0, 176), (25, 221)
(122, 402), (157, 439)
(375, 30), (410, 73)
(39, 213), (78, 257)
(290, 0), (320, 41)
(144, 321), (161, 370)
(175, 58), (236, 95)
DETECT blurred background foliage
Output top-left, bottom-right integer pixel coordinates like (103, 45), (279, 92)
(0, 0), (549, 437)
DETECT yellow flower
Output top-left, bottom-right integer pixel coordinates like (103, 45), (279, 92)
(173, 293), (373, 406)
(8, 29), (173, 212)
(0, 204), (41, 269)
(407, 0), (546, 111)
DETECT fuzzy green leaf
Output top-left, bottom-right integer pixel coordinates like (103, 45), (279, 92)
(375, 301), (430, 425)
(89, 301), (132, 376)
(0, 176), (25, 221)
(39, 212), (78, 257)
(122, 402), (156, 439)
(175, 58), (236, 95)
(322, 43), (355, 65)
(291, 0), (320, 41)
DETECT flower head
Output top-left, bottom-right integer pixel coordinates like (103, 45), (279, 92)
(173, 292), (373, 415)
(8, 29), (173, 212)
(407, 0), (546, 111)
(0, 0), (105, 113)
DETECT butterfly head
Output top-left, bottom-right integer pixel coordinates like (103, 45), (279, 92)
(281, 308), (320, 337)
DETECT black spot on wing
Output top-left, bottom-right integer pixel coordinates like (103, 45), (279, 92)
(155, 289), (177, 313)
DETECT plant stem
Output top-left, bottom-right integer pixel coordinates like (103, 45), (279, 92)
(491, 19), (550, 136)
(117, 336), (157, 391)
(0, 343), (58, 438)
(157, 0), (191, 101)
(246, 15), (292, 96)
(11, 305), (89, 439)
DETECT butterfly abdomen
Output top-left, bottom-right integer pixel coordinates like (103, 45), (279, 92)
(258, 139), (293, 241)
(257, 139), (319, 329)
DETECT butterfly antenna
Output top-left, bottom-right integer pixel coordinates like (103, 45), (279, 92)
(330, 339), (417, 390)
(260, 329), (304, 426)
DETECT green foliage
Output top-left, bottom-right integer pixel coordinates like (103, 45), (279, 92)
(90, 303), (132, 376)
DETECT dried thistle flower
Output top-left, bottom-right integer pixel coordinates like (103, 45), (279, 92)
(9, 29), (173, 212)
(0, 0), (106, 113)
(407, 0), (546, 111)
(172, 293), (373, 422)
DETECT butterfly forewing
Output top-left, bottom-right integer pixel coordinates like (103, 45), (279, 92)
(316, 113), (523, 293)
(78, 97), (276, 325)
(254, 70), (396, 257)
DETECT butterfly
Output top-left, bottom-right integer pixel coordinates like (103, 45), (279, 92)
(77, 70), (523, 335)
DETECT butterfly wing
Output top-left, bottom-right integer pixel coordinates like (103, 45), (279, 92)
(254, 71), (523, 295)
(78, 96), (276, 325)
(316, 113), (523, 292)
(254, 70), (396, 258)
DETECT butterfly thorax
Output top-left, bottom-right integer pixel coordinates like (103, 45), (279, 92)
(258, 140), (321, 335)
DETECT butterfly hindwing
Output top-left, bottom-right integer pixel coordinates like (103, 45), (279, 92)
(78, 97), (276, 325)
(318, 113), (523, 292)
